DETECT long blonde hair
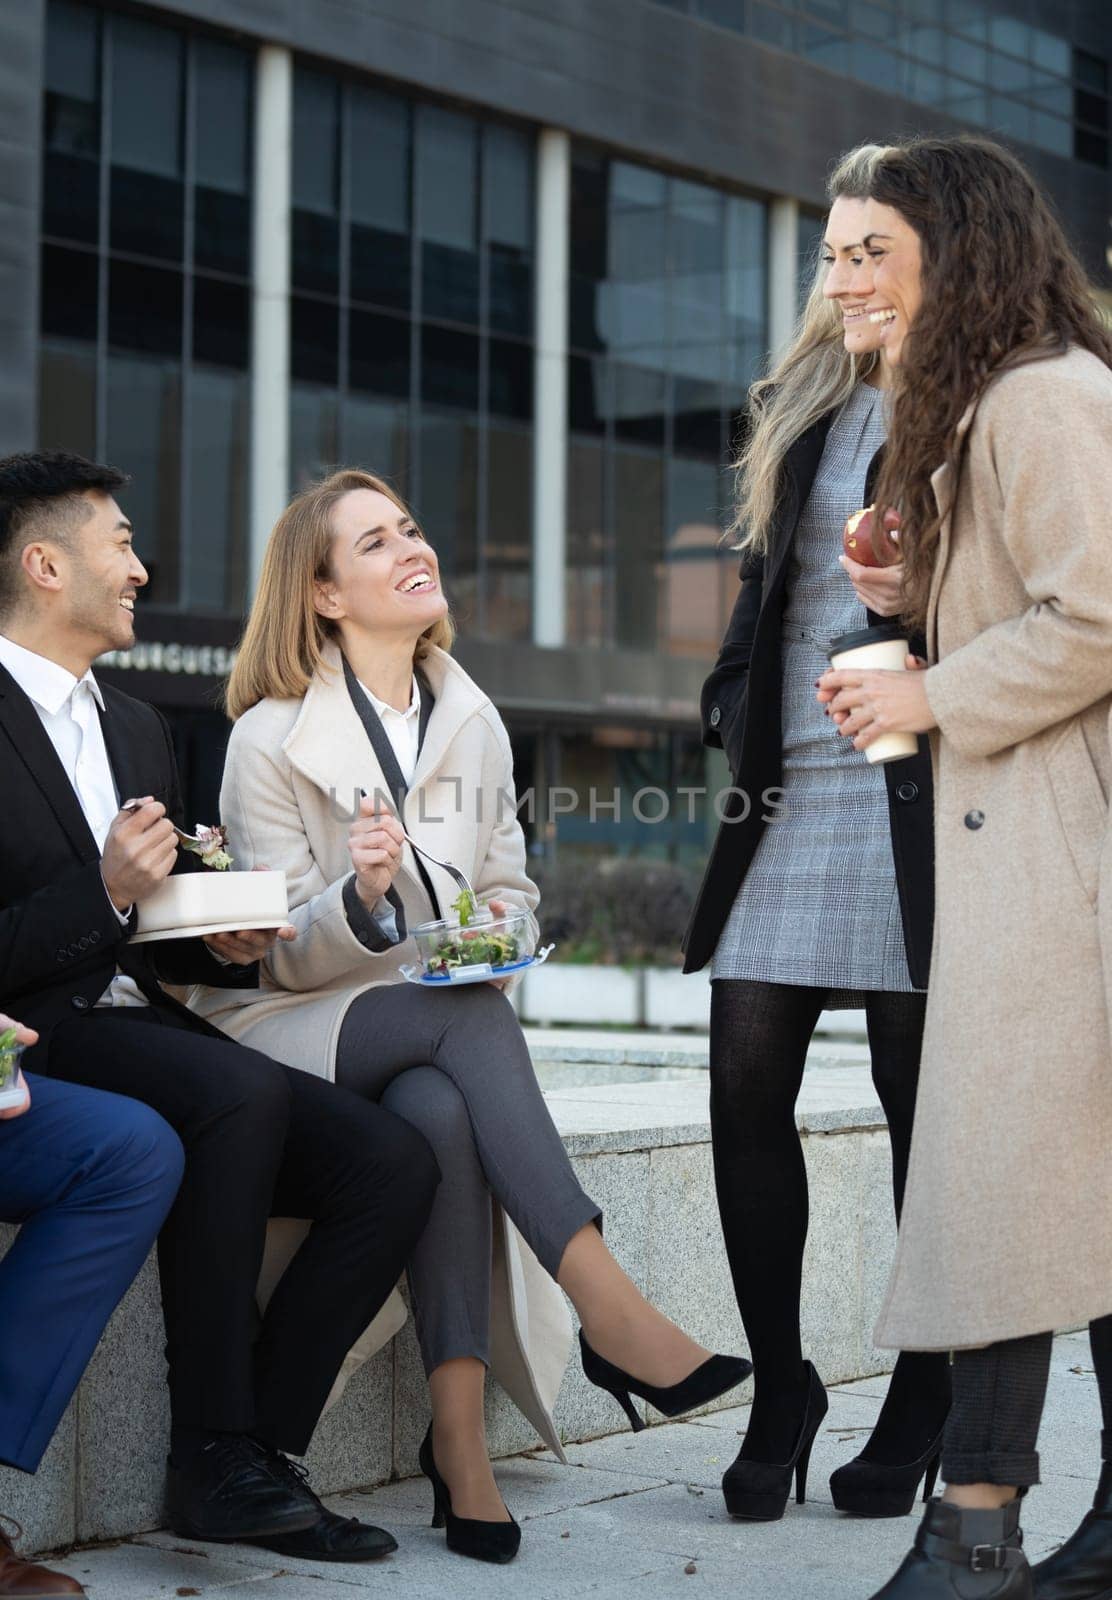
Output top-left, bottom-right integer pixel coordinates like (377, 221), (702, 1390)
(732, 144), (893, 555)
(226, 469), (455, 720)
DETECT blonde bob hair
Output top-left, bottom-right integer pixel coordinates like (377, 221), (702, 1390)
(732, 143), (893, 557)
(225, 468), (455, 721)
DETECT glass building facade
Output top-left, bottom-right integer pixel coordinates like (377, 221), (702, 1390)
(289, 67), (536, 640)
(652, 0), (1109, 167)
(40, 0), (254, 615)
(567, 149), (767, 659)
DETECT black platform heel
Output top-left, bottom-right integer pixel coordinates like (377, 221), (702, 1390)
(578, 1329), (752, 1432)
(830, 1430), (945, 1518)
(722, 1362), (828, 1521)
(417, 1425), (521, 1565)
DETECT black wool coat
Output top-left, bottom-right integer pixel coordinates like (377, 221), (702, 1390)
(682, 412), (935, 987)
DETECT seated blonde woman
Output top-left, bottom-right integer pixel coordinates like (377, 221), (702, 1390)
(191, 469), (749, 1566)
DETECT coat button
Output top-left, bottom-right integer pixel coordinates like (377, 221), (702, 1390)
(90, 930), (101, 944)
(78, 936), (90, 951)
(896, 781), (919, 803)
(964, 810), (985, 830)
(709, 705), (722, 729)
(56, 948), (67, 964)
(71, 995), (90, 1011)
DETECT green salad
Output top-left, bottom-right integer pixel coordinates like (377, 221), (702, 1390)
(0, 1027), (22, 1090)
(424, 892), (524, 977)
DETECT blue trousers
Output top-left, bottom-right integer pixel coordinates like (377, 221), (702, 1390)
(0, 1072), (184, 1473)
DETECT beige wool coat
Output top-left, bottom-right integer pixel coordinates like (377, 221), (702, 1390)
(875, 346), (1112, 1352)
(189, 642), (573, 1457)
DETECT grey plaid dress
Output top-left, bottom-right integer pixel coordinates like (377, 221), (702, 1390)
(712, 382), (916, 992)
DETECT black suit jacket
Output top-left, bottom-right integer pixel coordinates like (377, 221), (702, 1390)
(682, 414), (935, 986)
(0, 664), (256, 1063)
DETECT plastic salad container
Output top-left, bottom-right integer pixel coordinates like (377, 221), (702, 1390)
(411, 905), (536, 981)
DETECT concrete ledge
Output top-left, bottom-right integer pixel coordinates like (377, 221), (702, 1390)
(1, 1058), (895, 1554)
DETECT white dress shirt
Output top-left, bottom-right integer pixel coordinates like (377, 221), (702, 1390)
(0, 634), (147, 1008)
(356, 674), (421, 788)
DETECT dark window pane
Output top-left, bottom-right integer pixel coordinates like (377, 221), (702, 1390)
(194, 39), (251, 276)
(350, 223), (411, 311)
(484, 424), (532, 640)
(342, 395), (409, 488)
(420, 324), (479, 410)
(417, 413), (478, 621)
(665, 457), (726, 657)
(570, 273), (607, 352)
(566, 438), (605, 646)
(670, 181), (724, 347)
(43, 151), (100, 246)
(290, 383), (339, 490)
(1075, 51), (1109, 94)
(291, 296), (339, 385)
(673, 371), (723, 457)
(45, 0), (100, 156)
(1077, 90), (1109, 130)
(111, 15), (182, 177)
(612, 361), (667, 447)
(568, 353), (607, 434)
(418, 106), (479, 324)
(489, 244), (532, 337)
(613, 448), (663, 649)
(607, 163), (669, 351)
(41, 243), (98, 340)
(488, 338), (533, 420)
(109, 166), (184, 260)
(293, 68), (339, 213)
(39, 341), (97, 457)
(106, 353), (181, 605)
(193, 276), (249, 369)
(195, 40), (250, 194)
(109, 15), (184, 257)
(186, 367), (248, 611)
(349, 308), (410, 398)
(195, 188), (250, 278)
(350, 86), (410, 231)
(1074, 126), (1109, 165)
(108, 260), (182, 355)
(292, 209), (340, 295)
(484, 124), (532, 251)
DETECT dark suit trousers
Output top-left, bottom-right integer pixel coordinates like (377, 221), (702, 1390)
(0, 1073), (183, 1473)
(39, 1009), (439, 1455)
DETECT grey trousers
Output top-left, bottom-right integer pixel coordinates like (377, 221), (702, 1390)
(335, 982), (601, 1376)
(942, 1332), (1053, 1488)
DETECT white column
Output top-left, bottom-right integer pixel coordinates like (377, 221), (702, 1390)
(531, 128), (570, 650)
(768, 195), (801, 362)
(248, 45), (292, 597)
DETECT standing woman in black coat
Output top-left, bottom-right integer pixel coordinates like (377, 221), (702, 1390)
(684, 145), (950, 1522)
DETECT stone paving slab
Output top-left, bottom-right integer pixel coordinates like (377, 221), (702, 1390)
(50, 1332), (1101, 1600)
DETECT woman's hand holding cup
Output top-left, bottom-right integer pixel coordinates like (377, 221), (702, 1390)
(817, 655), (935, 755)
(348, 800), (405, 907)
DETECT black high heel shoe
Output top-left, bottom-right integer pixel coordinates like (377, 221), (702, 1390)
(578, 1330), (752, 1432)
(722, 1362), (828, 1521)
(830, 1430), (945, 1518)
(418, 1425), (521, 1565)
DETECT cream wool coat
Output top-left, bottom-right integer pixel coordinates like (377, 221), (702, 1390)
(189, 642), (573, 1458)
(875, 346), (1112, 1352)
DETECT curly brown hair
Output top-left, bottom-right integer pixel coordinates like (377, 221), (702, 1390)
(865, 136), (1112, 629)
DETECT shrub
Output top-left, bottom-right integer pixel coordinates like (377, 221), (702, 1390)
(533, 857), (700, 968)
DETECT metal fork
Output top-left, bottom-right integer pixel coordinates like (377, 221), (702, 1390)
(358, 789), (477, 906)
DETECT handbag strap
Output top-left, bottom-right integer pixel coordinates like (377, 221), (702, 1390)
(342, 654), (442, 920)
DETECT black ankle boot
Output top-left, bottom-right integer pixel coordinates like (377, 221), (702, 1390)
(868, 1497), (1032, 1598)
(1032, 1458), (1112, 1599)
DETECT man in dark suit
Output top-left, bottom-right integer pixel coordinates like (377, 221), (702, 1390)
(0, 1013), (182, 1599)
(0, 451), (439, 1562)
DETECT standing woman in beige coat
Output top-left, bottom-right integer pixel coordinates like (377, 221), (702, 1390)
(193, 469), (749, 1566)
(817, 137), (1112, 1599)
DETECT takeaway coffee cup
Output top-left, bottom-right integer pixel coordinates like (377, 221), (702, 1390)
(827, 624), (918, 766)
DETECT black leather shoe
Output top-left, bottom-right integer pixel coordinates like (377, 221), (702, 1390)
(579, 1330), (752, 1432)
(167, 1434), (320, 1543)
(869, 1497), (1032, 1598)
(252, 1453), (397, 1563)
(722, 1362), (828, 1521)
(1032, 1460), (1112, 1598)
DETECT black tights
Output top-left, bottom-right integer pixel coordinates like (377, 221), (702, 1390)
(710, 979), (951, 1463)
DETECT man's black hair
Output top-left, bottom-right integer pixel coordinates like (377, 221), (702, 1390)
(0, 450), (129, 617)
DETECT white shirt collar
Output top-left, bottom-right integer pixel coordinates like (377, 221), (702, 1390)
(360, 675), (421, 724)
(0, 634), (105, 717)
